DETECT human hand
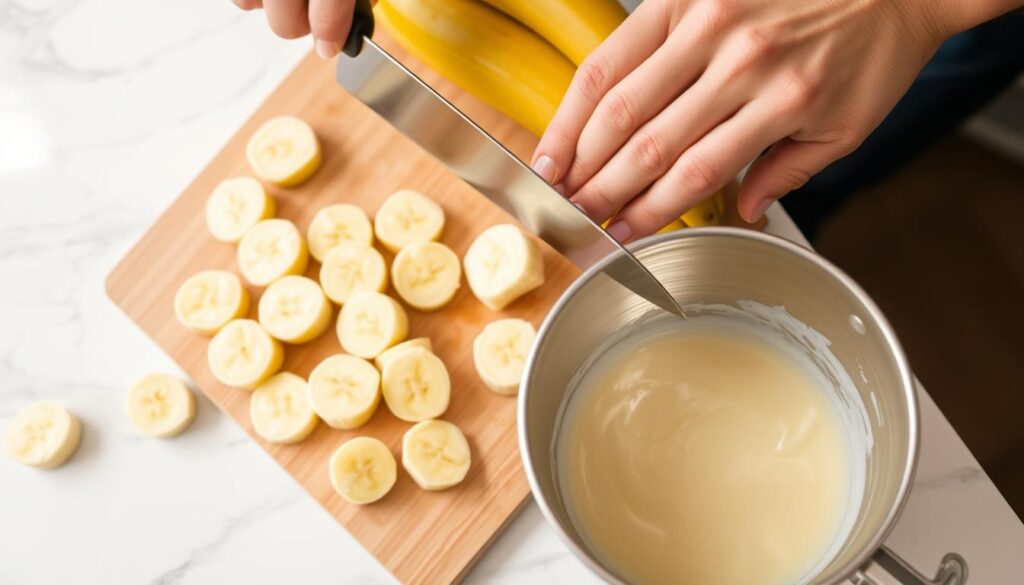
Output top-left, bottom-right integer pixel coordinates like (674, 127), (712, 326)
(231, 0), (358, 59)
(531, 0), (959, 241)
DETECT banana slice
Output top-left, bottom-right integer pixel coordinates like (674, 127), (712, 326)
(374, 337), (433, 371)
(473, 318), (536, 396)
(336, 291), (408, 359)
(463, 224), (545, 310)
(205, 177), (276, 243)
(391, 242), (461, 311)
(249, 372), (319, 444)
(174, 270), (250, 336)
(319, 242), (388, 305)
(329, 436), (397, 505)
(237, 219), (309, 287)
(374, 189), (445, 253)
(402, 419), (471, 491)
(127, 373), (196, 438)
(381, 347), (450, 422)
(3, 402), (81, 469)
(257, 275), (332, 344)
(208, 319), (284, 390)
(308, 354), (381, 429)
(307, 204), (374, 262)
(246, 116), (322, 187)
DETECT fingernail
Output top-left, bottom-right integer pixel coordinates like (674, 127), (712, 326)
(748, 199), (774, 223)
(532, 155), (557, 183)
(606, 221), (632, 243)
(315, 39), (340, 60)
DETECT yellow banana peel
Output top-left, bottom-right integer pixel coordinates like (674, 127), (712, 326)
(479, 0), (626, 65)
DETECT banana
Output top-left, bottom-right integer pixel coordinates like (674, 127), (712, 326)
(657, 219), (686, 234)
(479, 0), (625, 66)
(473, 318), (536, 395)
(3, 402), (81, 469)
(249, 372), (319, 444)
(373, 189), (445, 254)
(308, 354), (381, 429)
(174, 270), (250, 336)
(375, 0), (574, 136)
(463, 224), (545, 310)
(374, 337), (432, 371)
(246, 116), (321, 187)
(402, 419), (471, 491)
(336, 291), (409, 359)
(307, 204), (374, 263)
(208, 319), (284, 390)
(257, 275), (332, 344)
(329, 436), (397, 505)
(391, 241), (461, 311)
(680, 192), (724, 227)
(319, 242), (388, 305)
(380, 347), (450, 422)
(127, 373), (196, 438)
(205, 177), (276, 243)
(237, 218), (309, 287)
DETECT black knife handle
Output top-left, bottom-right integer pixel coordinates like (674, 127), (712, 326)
(343, 0), (375, 57)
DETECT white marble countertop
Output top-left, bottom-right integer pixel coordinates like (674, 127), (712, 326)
(1, 1), (1022, 583)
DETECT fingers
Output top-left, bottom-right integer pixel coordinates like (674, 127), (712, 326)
(232, 0), (263, 10)
(739, 138), (853, 222)
(530, 0), (675, 186)
(263, 0), (310, 40)
(309, 0), (354, 58)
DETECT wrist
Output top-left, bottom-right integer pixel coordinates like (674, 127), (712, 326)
(926, 0), (1024, 37)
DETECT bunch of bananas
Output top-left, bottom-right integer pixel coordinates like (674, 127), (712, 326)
(376, 0), (724, 229)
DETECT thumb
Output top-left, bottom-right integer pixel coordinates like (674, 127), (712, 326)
(739, 138), (851, 223)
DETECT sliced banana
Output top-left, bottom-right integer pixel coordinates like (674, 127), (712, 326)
(3, 402), (81, 469)
(246, 115), (322, 187)
(237, 218), (309, 287)
(127, 373), (196, 438)
(249, 372), (319, 444)
(381, 347), (450, 422)
(308, 354), (381, 429)
(205, 177), (275, 243)
(473, 318), (536, 396)
(374, 337), (433, 371)
(174, 270), (250, 336)
(208, 319), (284, 390)
(257, 275), (332, 344)
(336, 291), (408, 359)
(402, 419), (471, 491)
(374, 189), (445, 253)
(307, 204), (374, 263)
(319, 242), (388, 305)
(329, 436), (397, 505)
(463, 224), (545, 310)
(391, 242), (461, 311)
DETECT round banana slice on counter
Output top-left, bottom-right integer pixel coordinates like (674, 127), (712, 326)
(250, 372), (319, 444)
(374, 337), (432, 371)
(329, 436), (397, 505)
(246, 116), (321, 187)
(4, 402), (81, 469)
(208, 319), (284, 390)
(127, 373), (196, 438)
(257, 275), (332, 344)
(391, 242), (461, 311)
(174, 270), (250, 336)
(336, 291), (408, 359)
(463, 224), (545, 310)
(308, 354), (380, 429)
(402, 419), (471, 491)
(319, 242), (388, 305)
(473, 318), (536, 396)
(307, 204), (374, 262)
(205, 177), (276, 243)
(374, 189), (445, 253)
(237, 219), (309, 287)
(381, 347), (450, 422)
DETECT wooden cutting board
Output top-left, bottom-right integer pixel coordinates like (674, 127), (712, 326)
(106, 35), (580, 584)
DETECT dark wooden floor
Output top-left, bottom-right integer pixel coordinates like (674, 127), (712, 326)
(809, 135), (1024, 519)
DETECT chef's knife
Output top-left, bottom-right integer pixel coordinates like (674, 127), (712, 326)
(335, 2), (683, 318)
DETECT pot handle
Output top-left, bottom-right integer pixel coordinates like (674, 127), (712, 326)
(852, 546), (967, 585)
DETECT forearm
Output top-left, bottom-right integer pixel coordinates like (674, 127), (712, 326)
(936, 0), (1024, 37)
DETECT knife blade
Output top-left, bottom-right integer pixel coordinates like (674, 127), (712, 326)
(336, 15), (683, 318)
